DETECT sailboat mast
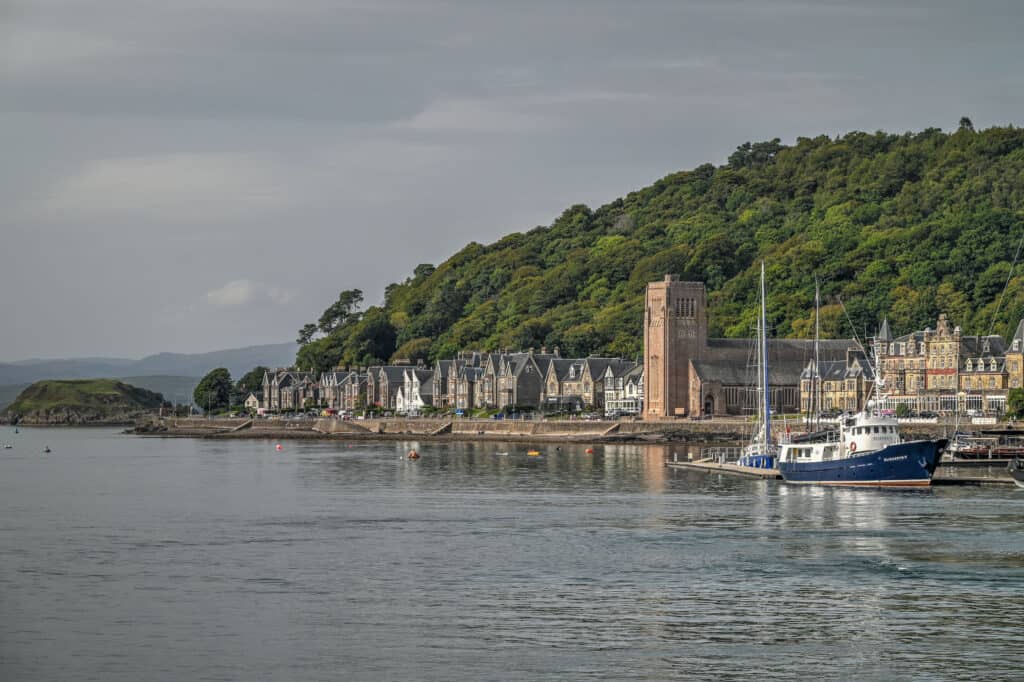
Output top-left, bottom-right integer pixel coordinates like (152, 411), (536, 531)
(814, 280), (820, 430)
(761, 262), (771, 446)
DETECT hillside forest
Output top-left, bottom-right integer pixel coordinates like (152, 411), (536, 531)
(296, 121), (1024, 372)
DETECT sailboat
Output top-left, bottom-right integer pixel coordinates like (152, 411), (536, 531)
(738, 262), (777, 469)
(776, 289), (947, 486)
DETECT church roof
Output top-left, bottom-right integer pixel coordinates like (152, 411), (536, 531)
(693, 338), (858, 386)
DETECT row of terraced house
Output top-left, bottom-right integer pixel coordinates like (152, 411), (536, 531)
(257, 348), (643, 415)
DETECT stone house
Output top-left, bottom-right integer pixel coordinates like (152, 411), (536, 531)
(397, 368), (434, 415)
(366, 364), (385, 405)
(800, 350), (875, 414)
(342, 373), (367, 411)
(603, 364), (644, 415)
(262, 369), (320, 412)
(872, 313), (1024, 414)
(320, 370), (355, 410)
(455, 365), (482, 411)
(542, 358), (586, 411)
(495, 351), (557, 409)
(433, 353), (484, 409)
(376, 366), (409, 411)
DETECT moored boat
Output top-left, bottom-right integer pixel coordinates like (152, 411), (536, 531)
(1009, 458), (1024, 489)
(946, 431), (1024, 463)
(778, 410), (947, 486)
(737, 262), (778, 470)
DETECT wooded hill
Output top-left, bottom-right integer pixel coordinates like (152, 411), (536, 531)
(297, 122), (1024, 371)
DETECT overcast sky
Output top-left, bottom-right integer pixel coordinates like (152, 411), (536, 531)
(2, 0), (1023, 361)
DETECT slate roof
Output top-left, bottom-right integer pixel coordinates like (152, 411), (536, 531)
(380, 366), (408, 384)
(547, 358), (581, 381)
(586, 358), (636, 380)
(693, 338), (858, 386)
(959, 335), (1007, 357)
(435, 360), (454, 378)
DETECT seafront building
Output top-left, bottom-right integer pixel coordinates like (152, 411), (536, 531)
(869, 313), (1024, 415)
(643, 275), (856, 419)
(258, 352), (640, 415)
(642, 273), (1024, 419)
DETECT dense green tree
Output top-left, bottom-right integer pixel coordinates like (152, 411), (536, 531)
(392, 337), (432, 363)
(293, 125), (1024, 366)
(317, 289), (364, 333)
(234, 366), (269, 404)
(194, 368), (232, 413)
(1008, 388), (1024, 419)
(296, 323), (318, 346)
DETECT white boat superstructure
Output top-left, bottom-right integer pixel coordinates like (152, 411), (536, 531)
(778, 411), (901, 465)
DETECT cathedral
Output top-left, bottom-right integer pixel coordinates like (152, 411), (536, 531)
(643, 275), (858, 418)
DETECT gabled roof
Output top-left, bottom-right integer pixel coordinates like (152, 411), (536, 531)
(380, 366), (407, 384)
(546, 358), (578, 381)
(585, 357), (635, 380)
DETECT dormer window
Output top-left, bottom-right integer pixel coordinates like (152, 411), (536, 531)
(966, 359), (973, 371)
(990, 359), (998, 371)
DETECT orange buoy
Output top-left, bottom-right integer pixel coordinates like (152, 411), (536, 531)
(275, 443), (283, 451)
(527, 450), (541, 456)
(408, 450), (420, 460)
(585, 447), (594, 454)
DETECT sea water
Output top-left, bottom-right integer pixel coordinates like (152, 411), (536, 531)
(1, 428), (1021, 681)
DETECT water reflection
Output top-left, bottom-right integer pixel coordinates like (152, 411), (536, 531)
(2, 431), (1023, 681)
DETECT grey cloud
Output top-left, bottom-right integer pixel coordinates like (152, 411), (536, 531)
(1, 0), (1023, 359)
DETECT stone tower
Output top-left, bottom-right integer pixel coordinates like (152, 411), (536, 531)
(644, 275), (707, 418)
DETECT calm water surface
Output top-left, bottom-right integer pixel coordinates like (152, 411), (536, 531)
(1, 428), (1022, 681)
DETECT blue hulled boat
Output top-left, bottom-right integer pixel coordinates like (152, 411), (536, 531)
(777, 411), (947, 487)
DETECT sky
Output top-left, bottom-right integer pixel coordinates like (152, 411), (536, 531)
(2, 0), (1023, 361)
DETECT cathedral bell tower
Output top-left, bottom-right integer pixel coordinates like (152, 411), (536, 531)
(644, 275), (707, 418)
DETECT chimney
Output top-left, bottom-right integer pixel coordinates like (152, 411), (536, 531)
(554, 346), (561, 357)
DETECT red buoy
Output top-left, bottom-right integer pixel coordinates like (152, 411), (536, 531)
(275, 443), (283, 451)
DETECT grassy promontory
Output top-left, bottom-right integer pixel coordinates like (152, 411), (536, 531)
(3, 379), (165, 425)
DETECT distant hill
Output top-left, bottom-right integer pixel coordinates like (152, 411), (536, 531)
(117, 376), (198, 405)
(0, 343), (297, 386)
(296, 124), (1024, 371)
(3, 379), (165, 425)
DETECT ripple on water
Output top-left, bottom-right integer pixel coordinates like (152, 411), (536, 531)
(0, 432), (1022, 681)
